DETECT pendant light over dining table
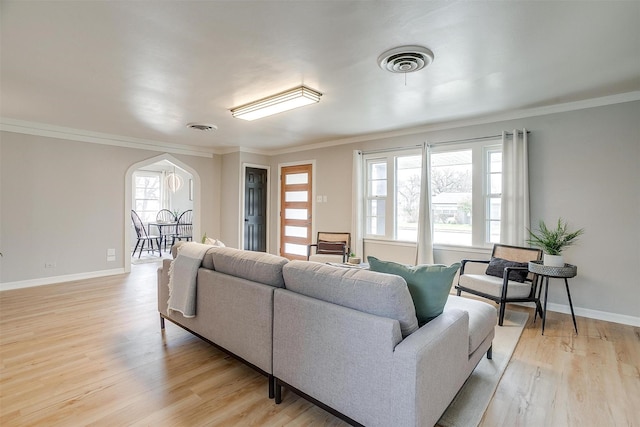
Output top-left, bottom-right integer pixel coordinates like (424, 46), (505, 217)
(166, 167), (183, 192)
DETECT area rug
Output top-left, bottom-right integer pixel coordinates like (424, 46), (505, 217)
(437, 309), (529, 427)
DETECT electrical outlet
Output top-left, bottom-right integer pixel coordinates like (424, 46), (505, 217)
(45, 262), (56, 268)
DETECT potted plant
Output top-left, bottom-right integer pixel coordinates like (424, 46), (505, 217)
(527, 218), (584, 267)
(348, 252), (361, 264)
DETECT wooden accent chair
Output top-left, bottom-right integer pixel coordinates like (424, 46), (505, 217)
(307, 232), (351, 263)
(456, 244), (543, 325)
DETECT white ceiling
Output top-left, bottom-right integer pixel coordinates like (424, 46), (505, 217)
(2, 1), (639, 152)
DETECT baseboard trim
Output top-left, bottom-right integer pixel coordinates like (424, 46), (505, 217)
(515, 301), (640, 327)
(0, 268), (125, 292)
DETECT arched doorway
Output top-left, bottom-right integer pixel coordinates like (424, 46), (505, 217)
(124, 154), (201, 273)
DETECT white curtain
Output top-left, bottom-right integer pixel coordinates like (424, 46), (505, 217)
(351, 150), (364, 258)
(416, 142), (434, 264)
(500, 129), (530, 246)
(161, 170), (171, 211)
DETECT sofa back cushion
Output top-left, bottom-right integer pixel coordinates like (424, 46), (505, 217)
(283, 261), (419, 337)
(210, 247), (288, 288)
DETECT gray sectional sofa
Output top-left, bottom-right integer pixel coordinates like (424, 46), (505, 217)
(157, 243), (288, 397)
(157, 243), (497, 427)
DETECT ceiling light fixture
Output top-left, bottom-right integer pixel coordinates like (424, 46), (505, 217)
(230, 86), (322, 121)
(378, 45), (434, 73)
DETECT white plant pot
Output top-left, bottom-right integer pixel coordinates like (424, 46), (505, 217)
(543, 254), (564, 267)
(348, 257), (361, 264)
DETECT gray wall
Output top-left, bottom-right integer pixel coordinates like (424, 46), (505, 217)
(218, 151), (272, 249)
(269, 101), (640, 319)
(0, 131), (221, 284)
(1, 101), (638, 321)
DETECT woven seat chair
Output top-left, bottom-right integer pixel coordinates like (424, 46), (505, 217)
(307, 232), (351, 263)
(456, 243), (543, 325)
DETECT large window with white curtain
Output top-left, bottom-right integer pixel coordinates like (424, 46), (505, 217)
(364, 149), (422, 242)
(430, 140), (501, 247)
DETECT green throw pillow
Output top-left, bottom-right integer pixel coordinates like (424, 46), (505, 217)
(368, 256), (461, 326)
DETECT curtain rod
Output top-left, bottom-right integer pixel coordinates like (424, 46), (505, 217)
(361, 143), (423, 155)
(427, 130), (530, 147)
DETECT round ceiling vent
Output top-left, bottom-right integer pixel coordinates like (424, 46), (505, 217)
(186, 122), (218, 132)
(377, 45), (434, 73)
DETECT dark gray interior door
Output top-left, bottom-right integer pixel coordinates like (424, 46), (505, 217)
(244, 167), (267, 252)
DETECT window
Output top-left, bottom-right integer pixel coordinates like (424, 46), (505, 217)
(430, 140), (501, 247)
(365, 150), (421, 242)
(133, 171), (161, 223)
(486, 149), (502, 244)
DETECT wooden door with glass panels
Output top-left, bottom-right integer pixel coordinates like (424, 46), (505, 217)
(280, 164), (312, 260)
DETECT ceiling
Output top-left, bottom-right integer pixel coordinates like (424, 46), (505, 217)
(2, 1), (639, 153)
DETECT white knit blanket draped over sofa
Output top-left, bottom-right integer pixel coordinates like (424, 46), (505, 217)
(167, 242), (210, 318)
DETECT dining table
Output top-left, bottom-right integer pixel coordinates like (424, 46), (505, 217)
(148, 221), (178, 251)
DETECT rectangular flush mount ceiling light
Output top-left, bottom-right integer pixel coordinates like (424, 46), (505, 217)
(230, 86), (322, 121)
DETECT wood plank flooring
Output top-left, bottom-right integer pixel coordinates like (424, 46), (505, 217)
(1, 261), (638, 426)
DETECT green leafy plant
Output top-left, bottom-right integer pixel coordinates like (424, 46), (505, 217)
(201, 232), (208, 244)
(527, 218), (584, 255)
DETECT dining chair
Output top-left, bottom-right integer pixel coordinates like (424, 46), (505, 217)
(172, 209), (193, 245)
(156, 209), (177, 250)
(130, 210), (161, 258)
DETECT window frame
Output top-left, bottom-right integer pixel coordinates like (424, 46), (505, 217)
(430, 139), (502, 249)
(363, 148), (422, 242)
(133, 170), (163, 224)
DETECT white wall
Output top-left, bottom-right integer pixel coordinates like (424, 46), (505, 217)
(269, 101), (640, 321)
(0, 131), (221, 286)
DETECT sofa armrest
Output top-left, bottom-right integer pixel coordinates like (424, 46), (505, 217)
(390, 309), (470, 427)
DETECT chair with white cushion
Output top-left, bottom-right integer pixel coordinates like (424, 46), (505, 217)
(306, 232), (351, 263)
(456, 244), (543, 326)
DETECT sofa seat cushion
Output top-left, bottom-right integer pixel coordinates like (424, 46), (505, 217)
(210, 247), (288, 288)
(445, 296), (497, 354)
(368, 257), (461, 325)
(283, 261), (419, 337)
(458, 273), (531, 299)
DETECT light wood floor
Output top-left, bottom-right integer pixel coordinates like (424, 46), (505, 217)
(1, 262), (638, 426)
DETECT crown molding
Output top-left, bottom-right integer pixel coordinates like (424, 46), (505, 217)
(3, 91), (639, 157)
(269, 91), (640, 155)
(0, 118), (217, 158)
(215, 145), (273, 156)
